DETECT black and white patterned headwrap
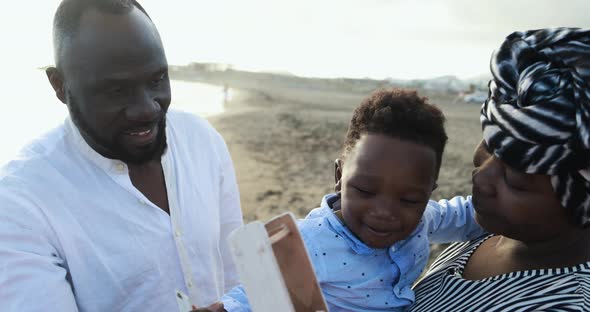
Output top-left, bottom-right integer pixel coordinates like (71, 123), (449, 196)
(481, 27), (590, 227)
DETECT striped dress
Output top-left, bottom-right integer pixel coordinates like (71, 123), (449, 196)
(408, 235), (590, 312)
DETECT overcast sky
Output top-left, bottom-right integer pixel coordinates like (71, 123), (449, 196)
(3, 0), (590, 79)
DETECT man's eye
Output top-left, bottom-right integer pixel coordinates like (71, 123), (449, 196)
(151, 73), (167, 86)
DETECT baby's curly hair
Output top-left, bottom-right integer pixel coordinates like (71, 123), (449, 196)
(342, 88), (448, 174)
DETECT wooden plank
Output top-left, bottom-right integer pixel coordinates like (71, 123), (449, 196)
(228, 221), (295, 312)
(265, 213), (328, 312)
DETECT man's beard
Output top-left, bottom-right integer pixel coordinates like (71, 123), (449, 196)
(68, 94), (168, 164)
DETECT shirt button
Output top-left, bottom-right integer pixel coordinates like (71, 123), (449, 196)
(115, 163), (125, 171)
(187, 281), (193, 288)
(139, 199), (146, 205)
(175, 230), (181, 238)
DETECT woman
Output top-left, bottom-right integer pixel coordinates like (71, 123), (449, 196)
(409, 28), (590, 311)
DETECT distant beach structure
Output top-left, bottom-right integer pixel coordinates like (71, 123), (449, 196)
(463, 92), (487, 104)
(223, 83), (230, 104)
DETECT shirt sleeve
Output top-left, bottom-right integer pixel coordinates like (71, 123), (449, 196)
(0, 187), (78, 311)
(214, 129), (244, 292)
(220, 286), (252, 312)
(297, 218), (326, 283)
(424, 196), (487, 244)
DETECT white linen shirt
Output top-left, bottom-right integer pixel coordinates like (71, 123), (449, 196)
(0, 110), (243, 311)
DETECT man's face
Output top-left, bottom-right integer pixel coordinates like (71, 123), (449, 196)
(56, 7), (171, 163)
(337, 134), (437, 249)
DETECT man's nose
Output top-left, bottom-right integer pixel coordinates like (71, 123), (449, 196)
(126, 89), (161, 121)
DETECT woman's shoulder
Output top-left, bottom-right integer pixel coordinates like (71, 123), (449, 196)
(410, 237), (590, 312)
(573, 263), (590, 284)
(424, 234), (490, 275)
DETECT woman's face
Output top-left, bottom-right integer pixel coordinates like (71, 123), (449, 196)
(471, 141), (572, 242)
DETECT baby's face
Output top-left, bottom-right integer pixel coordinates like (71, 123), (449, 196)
(338, 134), (437, 249)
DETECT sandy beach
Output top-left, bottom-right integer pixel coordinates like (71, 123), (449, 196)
(173, 65), (484, 263)
(194, 76), (483, 222)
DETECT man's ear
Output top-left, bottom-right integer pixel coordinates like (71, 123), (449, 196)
(334, 159), (343, 192)
(46, 67), (67, 104)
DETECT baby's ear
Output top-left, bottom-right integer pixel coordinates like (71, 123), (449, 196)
(334, 159), (343, 192)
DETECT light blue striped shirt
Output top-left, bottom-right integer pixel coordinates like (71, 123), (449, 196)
(223, 193), (485, 312)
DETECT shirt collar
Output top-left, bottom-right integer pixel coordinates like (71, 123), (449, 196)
(64, 116), (172, 175)
(65, 118), (127, 174)
(321, 193), (379, 255)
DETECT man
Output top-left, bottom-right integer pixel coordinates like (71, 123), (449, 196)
(0, 0), (242, 311)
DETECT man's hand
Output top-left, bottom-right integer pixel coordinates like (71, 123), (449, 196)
(190, 302), (225, 312)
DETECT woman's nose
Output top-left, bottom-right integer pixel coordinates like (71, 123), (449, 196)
(472, 159), (501, 196)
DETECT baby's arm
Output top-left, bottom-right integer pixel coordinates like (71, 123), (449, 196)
(423, 196), (487, 244)
(220, 286), (251, 312)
